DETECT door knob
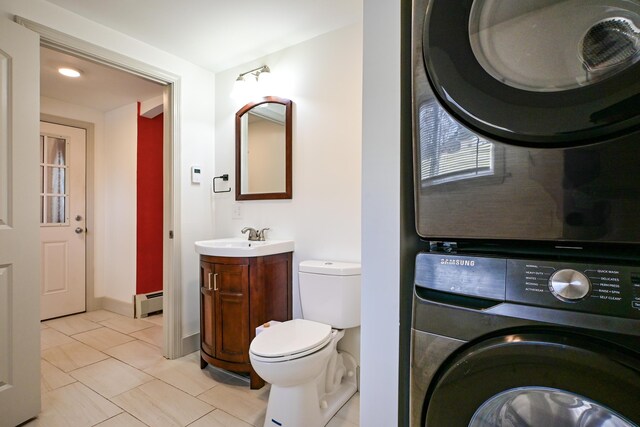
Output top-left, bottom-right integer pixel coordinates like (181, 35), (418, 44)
(75, 227), (84, 234)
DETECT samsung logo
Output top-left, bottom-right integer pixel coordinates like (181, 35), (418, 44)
(440, 258), (475, 267)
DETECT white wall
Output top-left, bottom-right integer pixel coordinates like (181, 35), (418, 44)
(214, 24), (363, 307)
(214, 24), (363, 359)
(1, 0), (216, 343)
(103, 103), (137, 303)
(361, 0), (401, 425)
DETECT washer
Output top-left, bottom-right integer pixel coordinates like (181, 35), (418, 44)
(410, 252), (640, 426)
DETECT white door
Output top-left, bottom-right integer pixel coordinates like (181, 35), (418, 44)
(39, 122), (86, 320)
(0, 18), (42, 427)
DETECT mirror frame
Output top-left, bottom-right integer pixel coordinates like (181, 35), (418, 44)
(235, 96), (293, 200)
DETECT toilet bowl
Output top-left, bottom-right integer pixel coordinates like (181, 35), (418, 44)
(249, 320), (357, 427)
(249, 260), (361, 427)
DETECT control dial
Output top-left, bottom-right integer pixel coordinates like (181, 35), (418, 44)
(548, 269), (591, 302)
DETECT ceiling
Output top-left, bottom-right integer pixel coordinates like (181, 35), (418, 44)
(40, 1), (361, 111)
(44, 0), (363, 72)
(41, 46), (164, 112)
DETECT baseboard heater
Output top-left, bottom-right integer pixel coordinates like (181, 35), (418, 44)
(134, 291), (163, 318)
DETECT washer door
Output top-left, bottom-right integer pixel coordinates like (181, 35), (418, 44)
(469, 387), (633, 426)
(422, 333), (640, 426)
(423, 0), (640, 146)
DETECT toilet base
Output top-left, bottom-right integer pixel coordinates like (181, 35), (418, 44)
(263, 351), (358, 427)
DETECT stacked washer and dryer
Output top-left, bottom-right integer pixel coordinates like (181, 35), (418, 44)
(410, 0), (640, 426)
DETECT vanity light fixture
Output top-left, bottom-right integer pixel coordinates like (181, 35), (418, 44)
(232, 65), (271, 99)
(58, 67), (81, 78)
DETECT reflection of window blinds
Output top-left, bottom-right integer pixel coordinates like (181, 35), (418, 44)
(419, 101), (493, 185)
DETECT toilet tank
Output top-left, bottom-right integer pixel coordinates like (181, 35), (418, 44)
(299, 260), (361, 329)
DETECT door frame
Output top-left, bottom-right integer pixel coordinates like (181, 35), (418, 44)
(18, 16), (183, 359)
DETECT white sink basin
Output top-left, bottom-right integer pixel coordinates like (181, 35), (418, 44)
(195, 238), (294, 257)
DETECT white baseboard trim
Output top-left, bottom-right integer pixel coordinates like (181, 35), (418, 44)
(97, 297), (134, 318)
(182, 332), (200, 356)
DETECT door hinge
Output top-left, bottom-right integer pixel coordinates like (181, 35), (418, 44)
(169, 230), (174, 239)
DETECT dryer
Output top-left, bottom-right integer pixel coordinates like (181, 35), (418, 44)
(412, 0), (640, 249)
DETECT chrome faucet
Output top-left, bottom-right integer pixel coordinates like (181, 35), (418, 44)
(241, 227), (260, 241)
(241, 227), (270, 241)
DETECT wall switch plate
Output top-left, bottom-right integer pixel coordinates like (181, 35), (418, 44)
(232, 204), (242, 219)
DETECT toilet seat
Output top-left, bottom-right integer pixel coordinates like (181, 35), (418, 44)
(250, 319), (333, 363)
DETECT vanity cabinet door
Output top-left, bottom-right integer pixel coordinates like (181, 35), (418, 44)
(213, 263), (250, 363)
(200, 261), (216, 358)
(199, 252), (292, 388)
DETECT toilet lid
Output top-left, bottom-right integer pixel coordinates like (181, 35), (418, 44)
(250, 319), (332, 358)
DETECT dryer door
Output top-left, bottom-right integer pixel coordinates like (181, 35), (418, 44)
(422, 333), (640, 426)
(423, 0), (640, 146)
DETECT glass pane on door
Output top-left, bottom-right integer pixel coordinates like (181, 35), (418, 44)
(45, 136), (66, 165)
(40, 134), (68, 225)
(45, 167), (66, 195)
(45, 196), (66, 224)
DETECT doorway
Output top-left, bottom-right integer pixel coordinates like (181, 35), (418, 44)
(38, 41), (178, 357)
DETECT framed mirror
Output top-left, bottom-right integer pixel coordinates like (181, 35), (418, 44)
(235, 96), (292, 200)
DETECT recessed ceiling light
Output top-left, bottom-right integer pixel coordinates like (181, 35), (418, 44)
(58, 67), (81, 78)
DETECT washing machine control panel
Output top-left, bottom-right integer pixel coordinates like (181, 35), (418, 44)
(507, 259), (640, 320)
(414, 252), (640, 320)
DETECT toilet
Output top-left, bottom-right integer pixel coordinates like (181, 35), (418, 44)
(249, 260), (361, 427)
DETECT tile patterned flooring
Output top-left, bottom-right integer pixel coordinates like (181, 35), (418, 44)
(28, 310), (359, 427)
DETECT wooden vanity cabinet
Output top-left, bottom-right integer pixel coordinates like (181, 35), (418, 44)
(199, 252), (292, 389)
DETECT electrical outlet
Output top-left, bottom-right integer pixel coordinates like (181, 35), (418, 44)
(232, 204), (242, 219)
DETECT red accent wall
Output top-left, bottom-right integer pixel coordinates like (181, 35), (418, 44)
(136, 102), (163, 295)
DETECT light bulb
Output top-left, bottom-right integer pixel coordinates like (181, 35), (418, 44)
(231, 75), (247, 99)
(257, 70), (273, 96)
(58, 67), (81, 78)
(244, 74), (258, 97)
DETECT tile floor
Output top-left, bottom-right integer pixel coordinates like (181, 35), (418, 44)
(28, 310), (360, 427)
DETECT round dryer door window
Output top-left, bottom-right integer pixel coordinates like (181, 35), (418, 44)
(423, 0), (640, 146)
